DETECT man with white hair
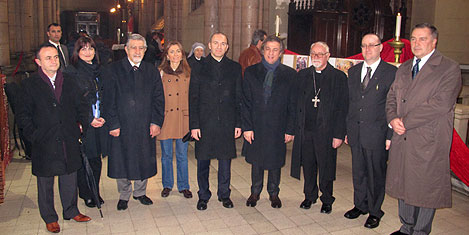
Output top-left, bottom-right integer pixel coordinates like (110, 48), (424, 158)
(105, 33), (165, 211)
(291, 41), (348, 214)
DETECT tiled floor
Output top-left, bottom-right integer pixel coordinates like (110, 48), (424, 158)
(1, 139), (468, 235)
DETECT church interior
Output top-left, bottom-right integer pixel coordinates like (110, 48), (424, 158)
(0, 0), (468, 234)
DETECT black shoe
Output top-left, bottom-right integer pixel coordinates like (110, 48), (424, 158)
(161, 188), (171, 197)
(99, 197), (104, 205)
(246, 194), (259, 207)
(179, 189), (193, 198)
(117, 200), (128, 210)
(364, 215), (380, 229)
(218, 198), (234, 208)
(344, 207), (367, 219)
(390, 230), (408, 235)
(197, 199), (208, 210)
(133, 195), (153, 205)
(84, 199), (96, 208)
(320, 204), (332, 214)
(299, 199), (315, 209)
(269, 195), (282, 208)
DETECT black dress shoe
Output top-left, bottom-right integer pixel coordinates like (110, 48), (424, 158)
(390, 230), (408, 235)
(344, 207), (367, 219)
(161, 188), (171, 197)
(320, 204), (332, 214)
(197, 199), (208, 210)
(364, 215), (380, 228)
(269, 195), (282, 208)
(179, 189), (193, 198)
(246, 194), (259, 207)
(84, 199), (96, 208)
(218, 198), (234, 208)
(99, 197), (104, 205)
(299, 199), (315, 209)
(117, 200), (128, 210)
(133, 195), (153, 205)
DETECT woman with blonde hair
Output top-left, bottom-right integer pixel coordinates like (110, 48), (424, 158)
(158, 41), (192, 198)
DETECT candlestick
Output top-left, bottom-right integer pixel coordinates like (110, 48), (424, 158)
(275, 15), (280, 36)
(395, 13), (402, 41)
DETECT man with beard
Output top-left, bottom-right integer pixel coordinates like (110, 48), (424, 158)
(189, 32), (242, 210)
(105, 33), (165, 210)
(291, 41), (348, 214)
(242, 36), (297, 209)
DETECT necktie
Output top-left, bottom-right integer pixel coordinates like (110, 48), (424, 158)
(412, 58), (421, 79)
(133, 65), (139, 71)
(362, 66), (372, 90)
(57, 45), (66, 67)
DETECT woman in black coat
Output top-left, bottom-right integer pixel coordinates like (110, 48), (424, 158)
(65, 36), (106, 208)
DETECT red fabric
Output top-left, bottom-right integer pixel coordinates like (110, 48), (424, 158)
(284, 49), (299, 55)
(347, 38), (413, 63)
(450, 129), (469, 186)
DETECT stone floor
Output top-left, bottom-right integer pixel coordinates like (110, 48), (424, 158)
(1, 139), (468, 235)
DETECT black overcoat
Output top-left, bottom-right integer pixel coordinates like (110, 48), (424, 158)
(65, 60), (108, 158)
(242, 63), (297, 169)
(189, 55), (242, 160)
(104, 58), (165, 180)
(290, 63), (348, 180)
(17, 72), (89, 177)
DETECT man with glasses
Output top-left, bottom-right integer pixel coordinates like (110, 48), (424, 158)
(105, 33), (165, 211)
(343, 33), (397, 229)
(291, 41), (348, 214)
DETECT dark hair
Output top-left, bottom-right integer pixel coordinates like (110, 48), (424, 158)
(36, 43), (58, 59)
(362, 33), (382, 44)
(209, 32), (229, 45)
(413, 23), (438, 39)
(260, 35), (285, 55)
(158, 41), (191, 77)
(47, 23), (61, 31)
(70, 36), (100, 65)
(251, 29), (267, 46)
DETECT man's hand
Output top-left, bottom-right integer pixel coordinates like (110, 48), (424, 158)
(344, 135), (348, 145)
(332, 138), (343, 149)
(284, 134), (294, 143)
(385, 140), (391, 150)
(244, 131), (254, 144)
(91, 117), (105, 128)
(109, 128), (120, 137)
(390, 118), (406, 135)
(191, 129), (201, 141)
(150, 125), (161, 138)
(234, 128), (242, 138)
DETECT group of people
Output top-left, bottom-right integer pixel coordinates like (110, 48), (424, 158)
(15, 22), (461, 235)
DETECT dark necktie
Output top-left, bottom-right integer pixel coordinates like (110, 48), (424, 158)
(133, 65), (139, 71)
(362, 66), (372, 90)
(412, 58), (421, 79)
(57, 45), (66, 67)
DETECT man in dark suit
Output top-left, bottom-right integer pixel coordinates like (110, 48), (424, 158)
(16, 44), (92, 233)
(386, 23), (461, 235)
(344, 33), (397, 229)
(47, 23), (69, 71)
(189, 32), (242, 210)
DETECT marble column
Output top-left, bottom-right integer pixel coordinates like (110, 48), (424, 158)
(0, 0), (10, 66)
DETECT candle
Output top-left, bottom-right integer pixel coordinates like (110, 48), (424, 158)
(275, 15), (280, 36)
(395, 13), (402, 40)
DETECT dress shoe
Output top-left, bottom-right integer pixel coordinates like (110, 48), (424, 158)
(161, 188), (172, 197)
(364, 215), (380, 229)
(46, 221), (60, 233)
(320, 204), (332, 214)
(218, 198), (234, 208)
(299, 199), (315, 209)
(117, 199), (128, 210)
(99, 197), (105, 205)
(133, 195), (153, 205)
(197, 199), (208, 210)
(84, 198), (96, 208)
(390, 230), (409, 235)
(179, 189), (193, 198)
(269, 195), (282, 208)
(344, 207), (367, 219)
(246, 194), (260, 207)
(64, 213), (91, 222)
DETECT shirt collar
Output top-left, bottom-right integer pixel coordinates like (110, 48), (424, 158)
(127, 58), (141, 68)
(413, 49), (435, 68)
(362, 58), (381, 78)
(49, 40), (59, 47)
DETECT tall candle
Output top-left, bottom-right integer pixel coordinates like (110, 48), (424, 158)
(395, 13), (402, 40)
(275, 15), (280, 36)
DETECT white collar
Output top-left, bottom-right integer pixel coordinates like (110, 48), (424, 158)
(413, 49), (435, 68)
(127, 58), (141, 68)
(49, 40), (59, 47)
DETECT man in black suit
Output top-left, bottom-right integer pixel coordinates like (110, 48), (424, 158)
(17, 44), (92, 233)
(47, 23), (69, 71)
(344, 33), (397, 229)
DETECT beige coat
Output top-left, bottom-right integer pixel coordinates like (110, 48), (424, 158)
(385, 50), (462, 209)
(157, 71), (190, 140)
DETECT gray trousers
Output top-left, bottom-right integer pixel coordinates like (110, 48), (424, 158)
(116, 178), (148, 200)
(398, 199), (436, 235)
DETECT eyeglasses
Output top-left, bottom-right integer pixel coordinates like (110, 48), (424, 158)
(311, 52), (329, 58)
(361, 43), (381, 49)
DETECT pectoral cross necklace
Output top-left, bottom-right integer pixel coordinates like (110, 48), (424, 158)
(312, 72), (320, 108)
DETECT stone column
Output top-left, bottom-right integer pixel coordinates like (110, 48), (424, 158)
(56, 0), (60, 24)
(51, 0), (56, 23)
(37, 0), (44, 45)
(21, 0), (34, 52)
(241, 0), (259, 50)
(44, 0), (52, 25)
(0, 0), (10, 66)
(204, 0), (218, 44)
(261, 0), (270, 33)
(454, 104), (469, 143)
(218, 0), (235, 58)
(164, 0), (181, 41)
(459, 86), (469, 105)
